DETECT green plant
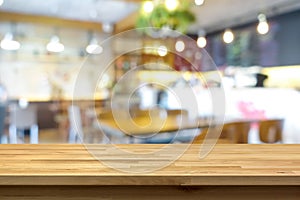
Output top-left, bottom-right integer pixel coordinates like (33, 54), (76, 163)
(136, 3), (196, 35)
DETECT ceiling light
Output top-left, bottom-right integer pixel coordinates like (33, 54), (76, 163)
(0, 33), (21, 51)
(197, 36), (207, 48)
(18, 98), (29, 109)
(157, 45), (168, 57)
(197, 29), (207, 48)
(165, 0), (179, 11)
(102, 23), (114, 33)
(257, 14), (269, 35)
(0, 0), (3, 6)
(175, 40), (185, 52)
(86, 38), (103, 54)
(257, 21), (269, 35)
(89, 10), (98, 19)
(142, 1), (154, 14)
(223, 29), (234, 44)
(46, 35), (64, 53)
(195, 0), (204, 6)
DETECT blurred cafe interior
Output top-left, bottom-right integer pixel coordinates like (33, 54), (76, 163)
(1, 0), (300, 145)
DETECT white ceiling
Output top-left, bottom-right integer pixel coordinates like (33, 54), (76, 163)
(0, 0), (139, 23)
(0, 0), (300, 33)
(190, 0), (300, 33)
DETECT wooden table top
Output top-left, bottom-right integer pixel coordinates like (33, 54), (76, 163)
(99, 114), (210, 136)
(0, 144), (299, 186)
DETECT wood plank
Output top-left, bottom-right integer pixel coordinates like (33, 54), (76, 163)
(1, 144), (299, 199)
(0, 144), (300, 186)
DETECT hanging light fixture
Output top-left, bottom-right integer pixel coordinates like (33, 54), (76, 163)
(195, 0), (205, 6)
(0, 23), (21, 51)
(86, 32), (103, 54)
(257, 13), (269, 35)
(0, 32), (21, 51)
(197, 29), (207, 48)
(46, 35), (64, 53)
(223, 28), (234, 44)
(102, 22), (114, 33)
(86, 38), (103, 54)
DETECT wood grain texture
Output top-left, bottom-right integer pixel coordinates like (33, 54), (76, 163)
(0, 144), (299, 186)
(1, 144), (300, 199)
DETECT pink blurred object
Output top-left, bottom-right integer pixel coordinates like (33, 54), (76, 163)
(237, 101), (266, 129)
(237, 101), (266, 119)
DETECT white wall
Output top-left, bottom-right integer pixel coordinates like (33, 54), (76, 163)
(0, 22), (114, 100)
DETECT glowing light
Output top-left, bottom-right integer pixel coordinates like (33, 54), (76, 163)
(142, 1), (154, 13)
(223, 29), (234, 44)
(0, 33), (21, 51)
(195, 0), (204, 6)
(175, 40), (185, 52)
(257, 14), (269, 35)
(257, 21), (269, 35)
(197, 36), (207, 48)
(86, 44), (103, 54)
(86, 38), (103, 54)
(102, 23), (114, 33)
(165, 0), (179, 11)
(0, 0), (3, 6)
(157, 45), (168, 57)
(18, 98), (28, 109)
(46, 36), (64, 53)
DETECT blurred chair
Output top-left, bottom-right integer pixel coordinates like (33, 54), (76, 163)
(9, 104), (38, 144)
(220, 121), (252, 143)
(0, 105), (7, 143)
(192, 128), (208, 144)
(68, 105), (83, 143)
(68, 105), (105, 144)
(258, 119), (284, 143)
(193, 121), (252, 144)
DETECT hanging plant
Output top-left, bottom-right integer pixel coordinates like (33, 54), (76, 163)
(136, 3), (196, 36)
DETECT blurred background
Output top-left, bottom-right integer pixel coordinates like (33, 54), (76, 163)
(0, 0), (300, 144)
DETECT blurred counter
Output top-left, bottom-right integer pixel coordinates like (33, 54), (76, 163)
(7, 98), (109, 130)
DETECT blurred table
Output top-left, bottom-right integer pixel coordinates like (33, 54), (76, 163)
(98, 111), (211, 136)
